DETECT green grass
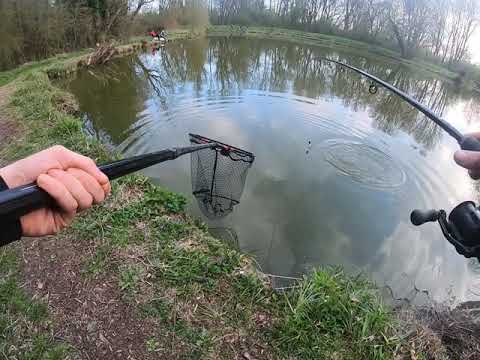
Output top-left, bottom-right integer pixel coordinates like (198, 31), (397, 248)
(6, 72), (111, 162)
(0, 48), (407, 359)
(0, 29), (200, 88)
(275, 268), (396, 359)
(0, 50), (91, 87)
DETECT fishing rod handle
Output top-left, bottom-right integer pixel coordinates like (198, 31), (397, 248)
(0, 183), (53, 219)
(459, 136), (480, 152)
(0, 143), (215, 219)
(0, 150), (176, 219)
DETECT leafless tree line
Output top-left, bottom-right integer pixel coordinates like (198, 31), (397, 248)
(1, 0), (478, 72)
(0, 0), (155, 70)
(210, 0), (479, 64)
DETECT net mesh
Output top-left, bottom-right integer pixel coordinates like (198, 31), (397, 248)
(190, 134), (255, 219)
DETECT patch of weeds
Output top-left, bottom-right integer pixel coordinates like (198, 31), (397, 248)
(24, 334), (70, 360)
(141, 298), (212, 357)
(155, 219), (191, 242)
(51, 116), (82, 138)
(84, 245), (112, 276)
(143, 185), (187, 214)
(171, 319), (212, 357)
(193, 218), (209, 232)
(146, 337), (160, 352)
(152, 238), (241, 288)
(274, 268), (397, 359)
(233, 272), (271, 307)
(141, 298), (172, 320)
(119, 264), (144, 294)
(206, 273), (274, 331)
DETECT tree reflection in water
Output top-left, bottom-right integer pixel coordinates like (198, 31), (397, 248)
(70, 38), (479, 149)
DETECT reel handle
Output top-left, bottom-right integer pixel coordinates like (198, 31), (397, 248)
(460, 136), (480, 152)
(410, 209), (440, 226)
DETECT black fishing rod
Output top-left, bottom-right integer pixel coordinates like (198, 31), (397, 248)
(324, 58), (480, 260)
(323, 58), (480, 152)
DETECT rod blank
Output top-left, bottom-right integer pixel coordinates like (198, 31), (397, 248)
(322, 58), (466, 143)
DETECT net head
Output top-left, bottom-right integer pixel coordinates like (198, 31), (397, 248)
(190, 134), (255, 219)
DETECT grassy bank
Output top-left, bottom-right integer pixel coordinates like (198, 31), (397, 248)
(0, 54), (404, 358)
(207, 26), (457, 80)
(0, 29), (201, 88)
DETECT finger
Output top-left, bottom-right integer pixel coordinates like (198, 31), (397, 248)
(102, 181), (111, 197)
(454, 150), (480, 170)
(469, 169), (480, 180)
(51, 146), (109, 185)
(48, 169), (93, 211)
(67, 168), (106, 204)
(37, 174), (78, 215)
(464, 132), (480, 140)
(53, 211), (75, 232)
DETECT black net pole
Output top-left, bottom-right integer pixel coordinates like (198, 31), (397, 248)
(210, 150), (219, 200)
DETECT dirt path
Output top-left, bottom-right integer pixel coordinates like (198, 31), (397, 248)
(20, 235), (157, 360)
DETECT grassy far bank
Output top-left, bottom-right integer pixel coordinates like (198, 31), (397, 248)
(0, 50), (90, 88)
(206, 26), (458, 81)
(0, 29), (198, 88)
(0, 51), (405, 359)
(0, 25), (462, 90)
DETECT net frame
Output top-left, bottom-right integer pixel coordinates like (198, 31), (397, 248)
(189, 133), (255, 219)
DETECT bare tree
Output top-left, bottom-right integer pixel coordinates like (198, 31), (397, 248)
(445, 0), (479, 64)
(387, 0), (432, 58)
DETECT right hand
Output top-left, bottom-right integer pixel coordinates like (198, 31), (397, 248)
(455, 132), (480, 180)
(0, 146), (111, 237)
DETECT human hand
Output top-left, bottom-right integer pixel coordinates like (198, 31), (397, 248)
(0, 146), (111, 237)
(454, 133), (480, 180)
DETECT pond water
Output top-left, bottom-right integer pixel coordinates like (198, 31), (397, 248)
(67, 37), (480, 303)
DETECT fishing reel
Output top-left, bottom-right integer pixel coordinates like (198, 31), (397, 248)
(411, 202), (480, 260)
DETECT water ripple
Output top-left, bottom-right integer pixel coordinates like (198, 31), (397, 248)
(322, 139), (407, 190)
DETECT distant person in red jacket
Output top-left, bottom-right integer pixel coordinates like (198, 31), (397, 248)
(149, 30), (160, 41)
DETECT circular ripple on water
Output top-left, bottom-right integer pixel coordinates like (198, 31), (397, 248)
(323, 139), (407, 190)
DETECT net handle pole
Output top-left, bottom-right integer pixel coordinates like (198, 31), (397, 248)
(0, 143), (215, 219)
(209, 149), (219, 198)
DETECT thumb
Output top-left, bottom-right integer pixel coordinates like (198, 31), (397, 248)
(454, 150), (480, 170)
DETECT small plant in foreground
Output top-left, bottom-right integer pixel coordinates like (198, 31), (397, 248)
(146, 338), (160, 352)
(119, 264), (144, 293)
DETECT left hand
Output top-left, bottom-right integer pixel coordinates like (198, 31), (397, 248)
(0, 146), (111, 237)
